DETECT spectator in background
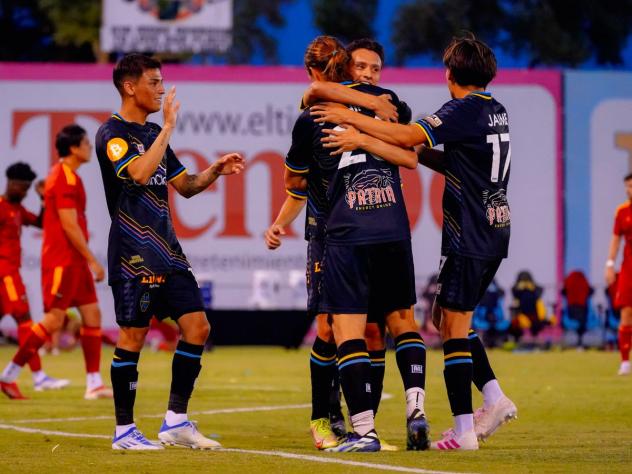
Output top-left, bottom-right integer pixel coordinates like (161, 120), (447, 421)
(509, 271), (551, 345)
(561, 271), (599, 349)
(472, 279), (509, 348)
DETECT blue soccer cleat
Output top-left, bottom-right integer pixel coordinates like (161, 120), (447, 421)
(407, 409), (431, 450)
(324, 430), (381, 452)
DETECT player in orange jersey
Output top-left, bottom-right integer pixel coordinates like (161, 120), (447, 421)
(0, 125), (112, 400)
(605, 173), (632, 375)
(0, 162), (69, 399)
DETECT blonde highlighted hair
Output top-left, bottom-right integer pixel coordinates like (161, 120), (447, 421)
(304, 35), (350, 83)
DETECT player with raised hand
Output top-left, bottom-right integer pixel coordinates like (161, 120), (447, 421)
(0, 163), (69, 399)
(95, 53), (243, 450)
(312, 33), (517, 450)
(0, 127), (111, 401)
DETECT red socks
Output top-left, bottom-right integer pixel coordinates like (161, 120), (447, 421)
(619, 325), (632, 362)
(13, 323), (48, 367)
(80, 326), (102, 373)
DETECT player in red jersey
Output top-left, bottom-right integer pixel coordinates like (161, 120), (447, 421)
(0, 163), (69, 399)
(0, 125), (112, 400)
(605, 173), (632, 375)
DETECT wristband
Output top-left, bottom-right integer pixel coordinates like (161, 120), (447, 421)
(606, 259), (615, 268)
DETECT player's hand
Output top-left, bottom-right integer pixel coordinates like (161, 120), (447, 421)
(373, 94), (398, 122)
(35, 180), (45, 200)
(310, 102), (351, 125)
(264, 224), (285, 250)
(89, 259), (105, 282)
(211, 153), (245, 176)
(321, 125), (364, 155)
(605, 266), (616, 286)
(163, 86), (180, 129)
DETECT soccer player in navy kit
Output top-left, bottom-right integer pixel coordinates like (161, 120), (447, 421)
(95, 54), (244, 450)
(312, 34), (517, 451)
(266, 38), (429, 452)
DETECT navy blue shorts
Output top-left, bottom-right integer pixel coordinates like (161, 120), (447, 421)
(320, 239), (417, 317)
(306, 238), (324, 316)
(111, 271), (204, 328)
(436, 254), (503, 311)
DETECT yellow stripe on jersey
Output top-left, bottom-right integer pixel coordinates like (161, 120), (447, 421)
(61, 163), (77, 186)
(3, 276), (18, 302)
(167, 168), (187, 183)
(286, 189), (307, 200)
(50, 266), (63, 295)
(414, 122), (434, 148)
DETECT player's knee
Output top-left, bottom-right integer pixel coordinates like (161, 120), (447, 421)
(364, 324), (384, 350)
(315, 314), (334, 342)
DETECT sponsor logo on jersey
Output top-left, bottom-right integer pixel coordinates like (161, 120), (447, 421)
(140, 275), (166, 285)
(424, 114), (443, 128)
(483, 189), (511, 227)
(106, 138), (128, 161)
(147, 173), (167, 186)
(344, 169), (397, 210)
(129, 255), (144, 265)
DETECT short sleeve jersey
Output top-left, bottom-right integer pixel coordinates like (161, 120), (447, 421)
(95, 114), (191, 283)
(0, 198), (38, 275)
(286, 83), (411, 245)
(41, 163), (88, 269)
(416, 91), (511, 258)
(614, 201), (632, 267)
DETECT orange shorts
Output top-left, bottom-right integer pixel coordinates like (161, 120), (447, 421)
(0, 271), (29, 317)
(42, 264), (97, 312)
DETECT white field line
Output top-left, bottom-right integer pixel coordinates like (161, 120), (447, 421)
(7, 403), (312, 424)
(8, 393), (394, 425)
(0, 423), (477, 474)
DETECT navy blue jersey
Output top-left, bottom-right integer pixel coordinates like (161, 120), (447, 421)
(416, 91), (511, 258)
(95, 114), (191, 283)
(286, 83), (411, 245)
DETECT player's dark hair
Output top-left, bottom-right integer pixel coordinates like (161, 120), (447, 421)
(113, 53), (162, 95)
(624, 173), (632, 182)
(55, 124), (87, 158)
(443, 33), (496, 88)
(346, 38), (385, 65)
(6, 162), (36, 182)
(304, 36), (351, 83)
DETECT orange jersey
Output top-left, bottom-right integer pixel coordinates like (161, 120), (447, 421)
(41, 162), (88, 269)
(614, 201), (632, 268)
(0, 197), (39, 275)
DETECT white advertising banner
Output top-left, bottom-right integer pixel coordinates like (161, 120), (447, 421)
(0, 65), (562, 327)
(101, 0), (232, 53)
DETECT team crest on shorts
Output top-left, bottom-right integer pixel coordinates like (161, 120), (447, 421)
(139, 292), (150, 312)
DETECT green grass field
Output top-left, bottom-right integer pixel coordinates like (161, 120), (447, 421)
(1, 346), (631, 473)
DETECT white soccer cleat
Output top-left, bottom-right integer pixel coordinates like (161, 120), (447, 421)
(474, 395), (518, 440)
(112, 427), (164, 450)
(84, 385), (113, 400)
(158, 420), (222, 449)
(34, 375), (70, 391)
(618, 361), (631, 376)
(430, 429), (478, 450)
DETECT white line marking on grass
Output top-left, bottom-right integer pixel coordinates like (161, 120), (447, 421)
(0, 423), (110, 439)
(0, 424), (476, 474)
(8, 403), (311, 424)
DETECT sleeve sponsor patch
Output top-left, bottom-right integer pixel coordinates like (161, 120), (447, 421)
(106, 138), (129, 161)
(424, 114), (443, 128)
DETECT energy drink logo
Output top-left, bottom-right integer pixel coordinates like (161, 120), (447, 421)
(132, 0), (209, 21)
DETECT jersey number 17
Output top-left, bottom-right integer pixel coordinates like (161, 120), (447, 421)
(486, 133), (511, 183)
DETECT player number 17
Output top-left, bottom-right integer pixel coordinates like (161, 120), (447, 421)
(486, 133), (511, 183)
